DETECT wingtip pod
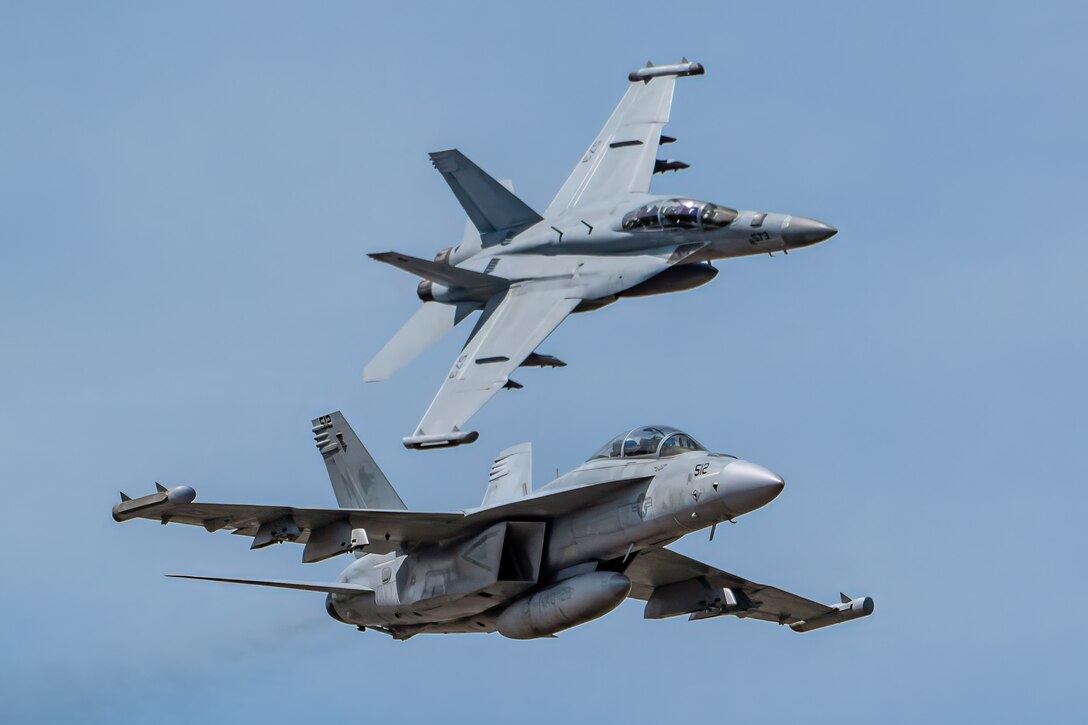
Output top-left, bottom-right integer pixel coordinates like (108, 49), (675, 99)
(112, 485), (196, 522)
(628, 59), (704, 83)
(402, 430), (479, 450)
(789, 595), (875, 632)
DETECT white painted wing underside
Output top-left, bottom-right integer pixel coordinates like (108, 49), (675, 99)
(545, 75), (676, 216)
(414, 285), (580, 437)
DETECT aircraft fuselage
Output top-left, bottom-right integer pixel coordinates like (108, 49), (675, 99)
(327, 449), (783, 637)
(426, 194), (836, 308)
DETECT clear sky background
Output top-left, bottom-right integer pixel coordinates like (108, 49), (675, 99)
(2, 2), (1085, 722)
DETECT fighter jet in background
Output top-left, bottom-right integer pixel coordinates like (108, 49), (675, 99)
(113, 412), (873, 640)
(366, 60), (838, 449)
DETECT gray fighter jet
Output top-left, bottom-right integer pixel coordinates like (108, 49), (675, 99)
(367, 60), (838, 449)
(114, 412), (873, 640)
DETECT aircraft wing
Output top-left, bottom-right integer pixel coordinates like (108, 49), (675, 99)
(545, 64), (697, 216)
(113, 492), (465, 559)
(405, 284), (581, 448)
(114, 475), (651, 561)
(624, 547), (839, 626)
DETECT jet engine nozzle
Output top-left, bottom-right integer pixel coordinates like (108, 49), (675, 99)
(325, 593), (350, 624)
(416, 279), (433, 302)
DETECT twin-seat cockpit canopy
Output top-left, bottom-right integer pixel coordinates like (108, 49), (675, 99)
(621, 198), (738, 232)
(589, 425), (708, 461)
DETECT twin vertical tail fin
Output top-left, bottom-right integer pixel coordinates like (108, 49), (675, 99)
(429, 149), (542, 245)
(481, 443), (533, 507)
(312, 412), (407, 510)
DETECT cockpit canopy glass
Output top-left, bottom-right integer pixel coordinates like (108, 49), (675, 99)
(659, 432), (705, 457)
(622, 203), (661, 231)
(622, 199), (738, 232)
(588, 425), (708, 460)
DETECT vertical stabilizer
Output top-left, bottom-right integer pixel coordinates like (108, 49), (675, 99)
(312, 412), (407, 510)
(482, 443), (532, 507)
(454, 178), (517, 261)
(429, 150), (542, 244)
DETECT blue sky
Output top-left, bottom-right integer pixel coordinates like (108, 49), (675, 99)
(1, 2), (1085, 722)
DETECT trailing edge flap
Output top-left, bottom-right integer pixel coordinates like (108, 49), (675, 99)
(482, 442), (532, 507)
(167, 574), (373, 596)
(364, 302), (478, 382)
(430, 149), (543, 243)
(369, 252), (509, 297)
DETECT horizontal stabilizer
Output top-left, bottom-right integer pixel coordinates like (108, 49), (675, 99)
(167, 574), (373, 596)
(369, 252), (508, 298)
(364, 302), (477, 382)
(429, 149), (542, 243)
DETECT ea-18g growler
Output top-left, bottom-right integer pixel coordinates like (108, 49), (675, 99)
(113, 412), (873, 640)
(366, 59), (838, 449)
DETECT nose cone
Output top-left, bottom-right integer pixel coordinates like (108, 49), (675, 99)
(782, 216), (837, 247)
(720, 460), (785, 514)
